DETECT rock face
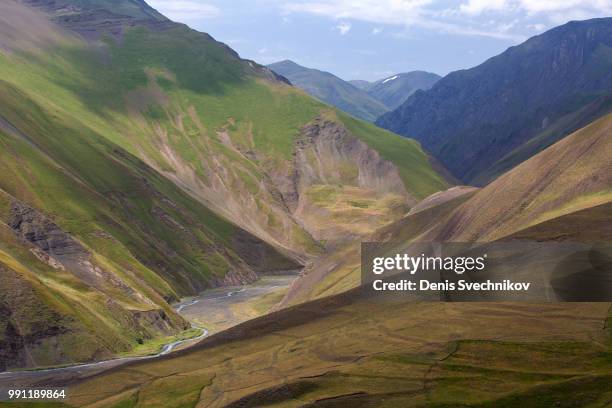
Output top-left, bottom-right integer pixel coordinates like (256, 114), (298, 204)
(377, 17), (612, 184)
(9, 201), (144, 296)
(20, 0), (170, 41)
(9, 201), (88, 264)
(0, 264), (71, 371)
(0, 198), (192, 370)
(291, 119), (409, 200)
(276, 118), (414, 244)
(0, 303), (24, 371)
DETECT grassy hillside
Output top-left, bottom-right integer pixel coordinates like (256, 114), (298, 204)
(280, 113), (612, 306)
(0, 0), (447, 368)
(437, 113), (612, 242)
(280, 187), (477, 306)
(46, 114), (612, 404)
(0, 2), (446, 255)
(0, 53), (297, 369)
(59, 289), (612, 407)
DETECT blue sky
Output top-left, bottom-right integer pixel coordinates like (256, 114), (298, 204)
(148, 0), (612, 81)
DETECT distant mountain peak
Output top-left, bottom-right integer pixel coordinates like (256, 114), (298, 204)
(268, 60), (389, 122)
(366, 71), (441, 110)
(269, 61), (441, 120)
(382, 75), (399, 84)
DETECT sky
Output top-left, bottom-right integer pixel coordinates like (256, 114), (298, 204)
(147, 0), (612, 81)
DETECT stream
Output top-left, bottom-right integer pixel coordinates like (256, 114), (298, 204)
(0, 274), (297, 392)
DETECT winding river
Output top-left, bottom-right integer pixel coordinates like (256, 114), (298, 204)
(0, 275), (297, 391)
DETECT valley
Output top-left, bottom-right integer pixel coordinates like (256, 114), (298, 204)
(8, 292), (611, 407)
(0, 0), (610, 406)
(0, 273), (298, 394)
(0, 0), (447, 372)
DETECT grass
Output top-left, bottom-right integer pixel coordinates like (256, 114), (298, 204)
(303, 184), (410, 239)
(63, 299), (611, 408)
(0, 40), (269, 367)
(119, 327), (204, 357)
(334, 110), (448, 200)
(252, 290), (288, 315)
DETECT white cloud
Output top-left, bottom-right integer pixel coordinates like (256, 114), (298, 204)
(460, 0), (509, 15)
(335, 21), (352, 35)
(458, 0), (612, 16)
(147, 1), (220, 20)
(372, 27), (383, 35)
(517, 0), (611, 14)
(283, 0), (433, 26)
(281, 0), (611, 42)
(282, 0), (524, 40)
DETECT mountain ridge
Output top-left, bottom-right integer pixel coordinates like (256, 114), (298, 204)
(268, 60), (389, 122)
(377, 17), (612, 184)
(359, 71), (441, 110)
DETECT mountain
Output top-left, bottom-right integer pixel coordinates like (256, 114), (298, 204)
(267, 61), (440, 121)
(0, 0), (448, 370)
(66, 192), (612, 407)
(39, 116), (612, 406)
(365, 71), (441, 110)
(267, 60), (390, 122)
(281, 112), (612, 305)
(377, 18), (612, 184)
(348, 79), (372, 91)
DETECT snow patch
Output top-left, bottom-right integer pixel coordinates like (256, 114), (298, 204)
(382, 75), (399, 84)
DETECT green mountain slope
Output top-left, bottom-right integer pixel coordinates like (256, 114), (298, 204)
(281, 113), (612, 305)
(36, 172), (612, 405)
(0, 0), (447, 369)
(65, 286), (612, 407)
(268, 60), (390, 122)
